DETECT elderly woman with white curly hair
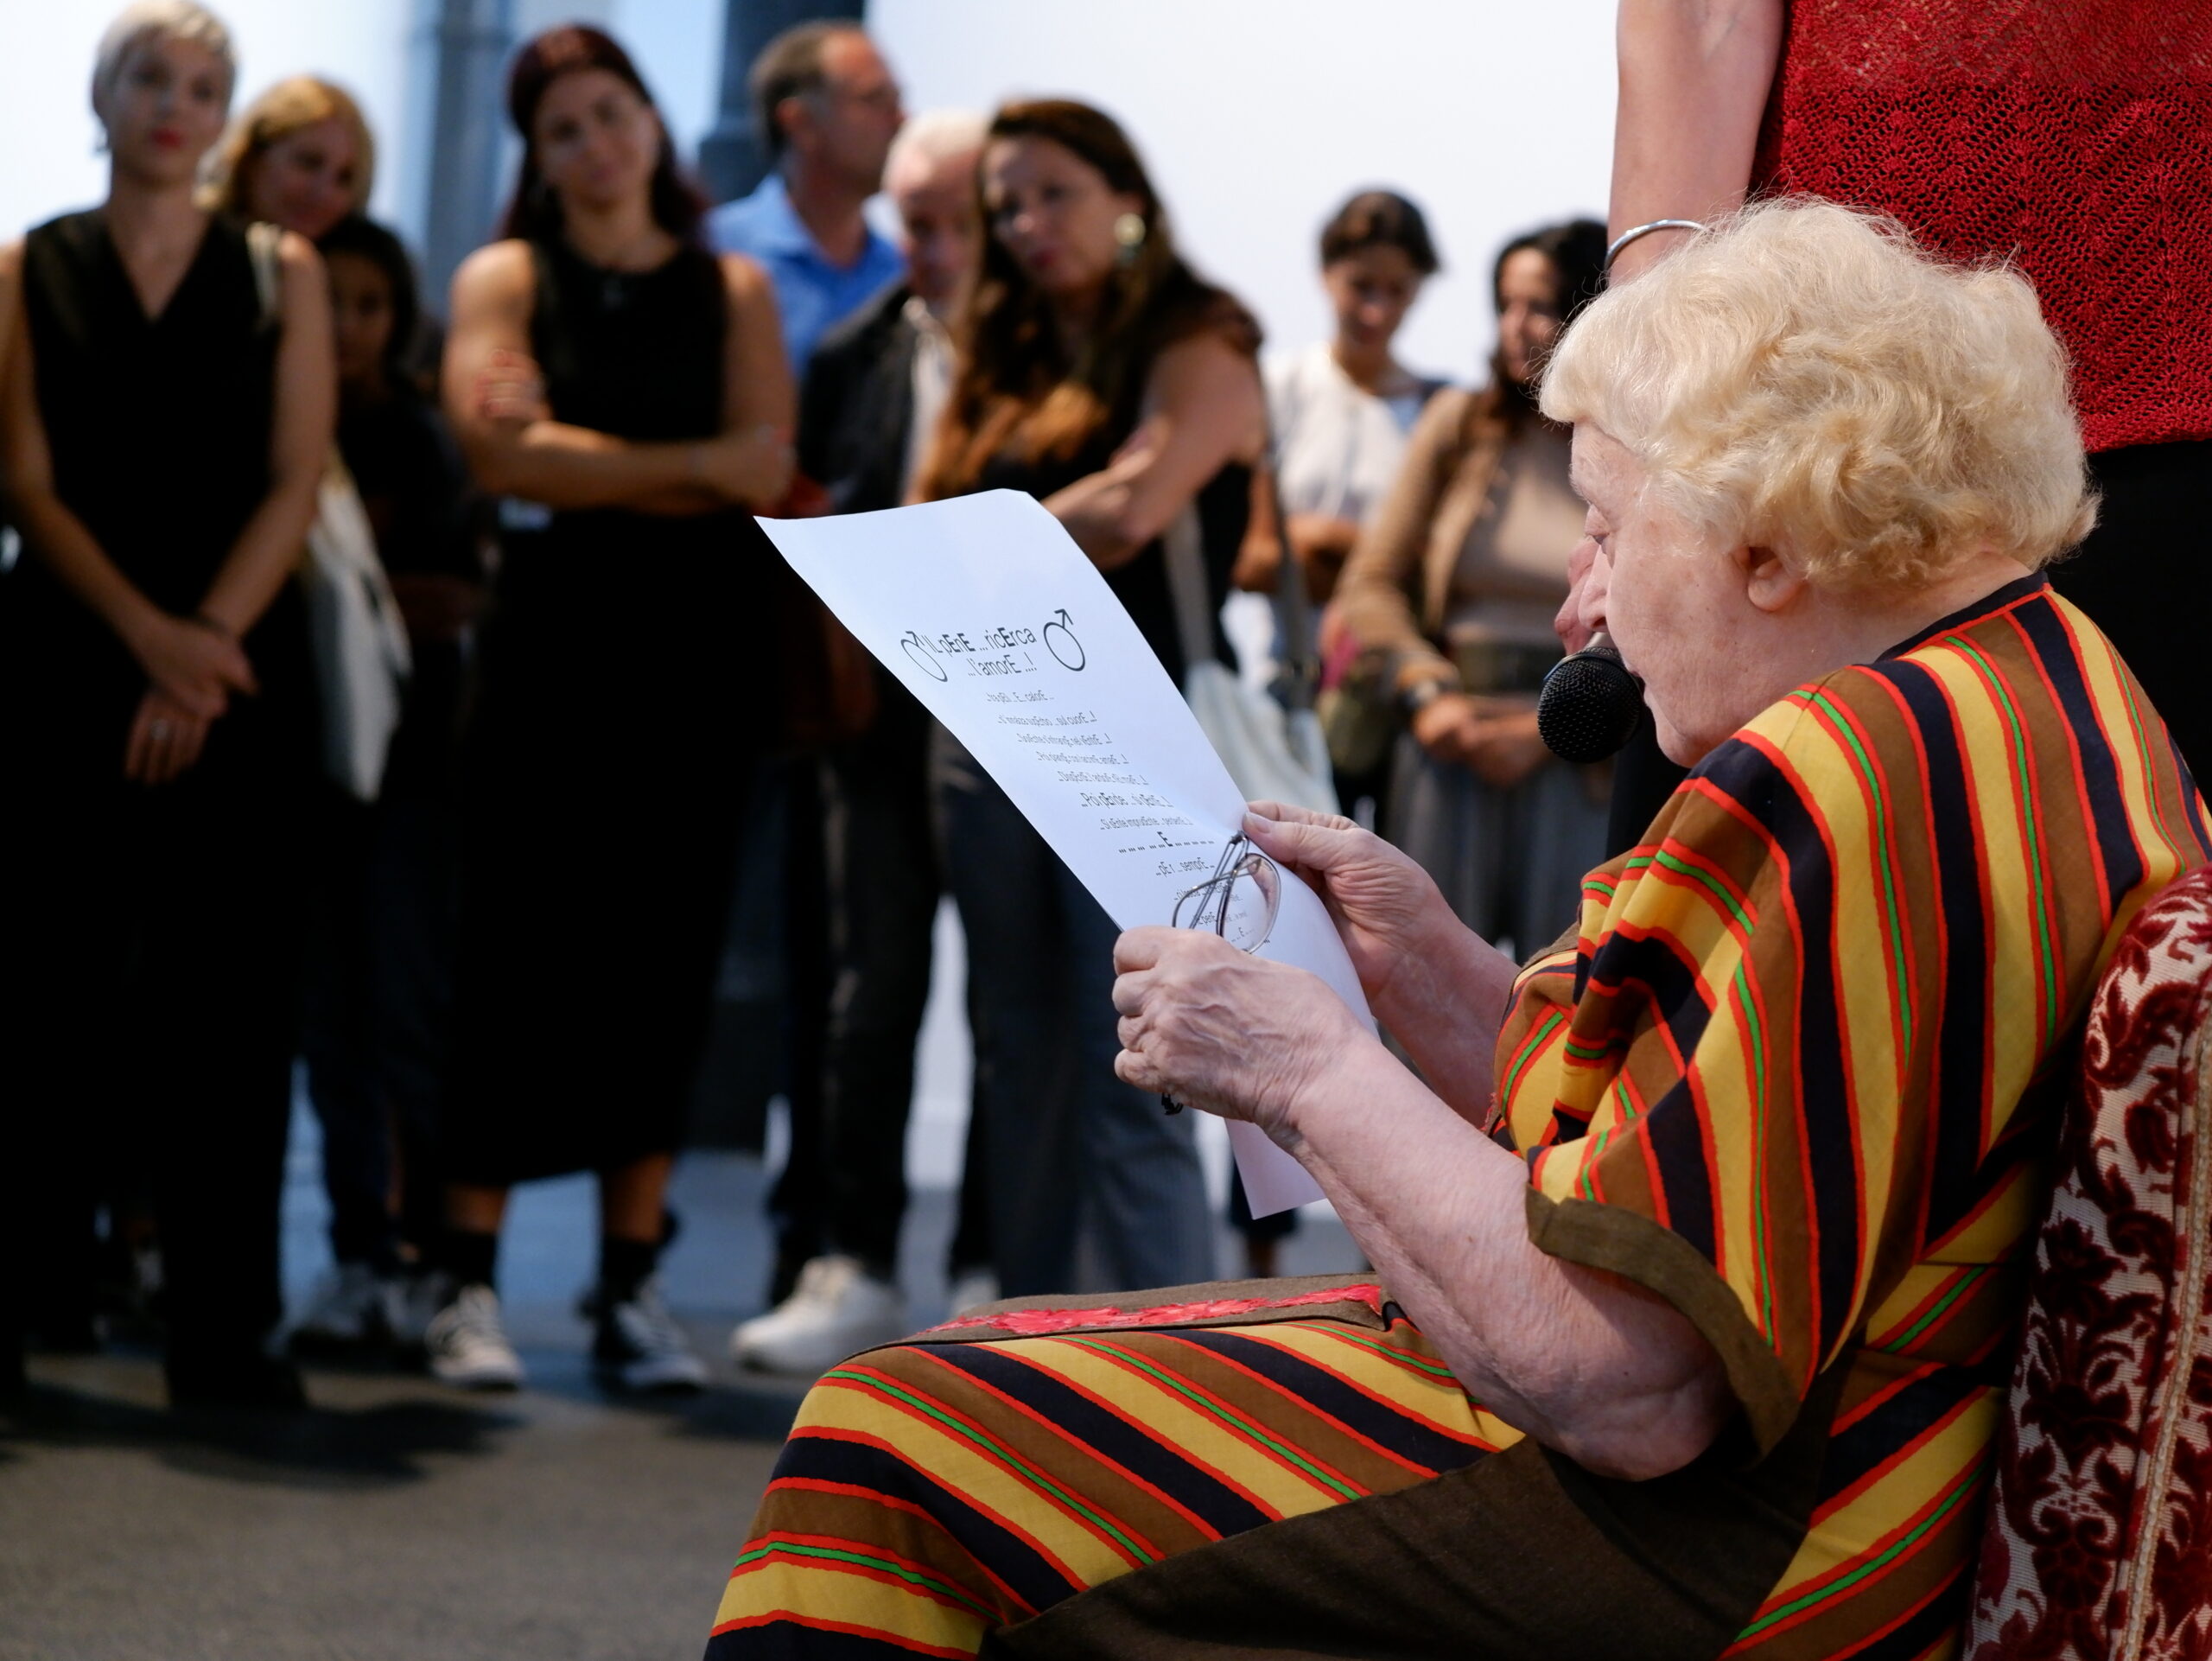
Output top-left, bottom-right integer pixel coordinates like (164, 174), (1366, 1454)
(702, 200), (2209, 1661)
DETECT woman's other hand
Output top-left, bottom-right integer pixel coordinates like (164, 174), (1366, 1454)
(1111, 926), (1367, 1143)
(693, 422), (795, 508)
(123, 689), (213, 785)
(125, 612), (257, 720)
(1238, 801), (1456, 1010)
(1409, 688), (1483, 765)
(474, 346), (550, 426)
(1460, 703), (1551, 789)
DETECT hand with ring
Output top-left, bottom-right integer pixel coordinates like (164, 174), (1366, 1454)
(124, 688), (213, 785)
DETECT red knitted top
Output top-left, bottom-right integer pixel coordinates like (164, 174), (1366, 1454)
(1751, 0), (2212, 453)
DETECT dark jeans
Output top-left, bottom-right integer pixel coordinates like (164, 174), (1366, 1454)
(931, 725), (1214, 1299)
(772, 683), (991, 1283)
(302, 786), (393, 1270)
(367, 793), (460, 1259)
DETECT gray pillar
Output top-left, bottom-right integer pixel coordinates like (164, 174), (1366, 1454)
(696, 0), (864, 205)
(412, 0), (518, 307)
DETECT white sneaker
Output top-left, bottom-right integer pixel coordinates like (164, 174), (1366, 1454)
(423, 1283), (525, 1391)
(289, 1262), (389, 1352)
(728, 1255), (906, 1375)
(594, 1278), (709, 1393)
(944, 1267), (1001, 1319)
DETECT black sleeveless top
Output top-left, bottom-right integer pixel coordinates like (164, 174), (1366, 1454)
(3, 210), (311, 782)
(976, 430), (1249, 690)
(489, 239), (760, 628)
(471, 237), (766, 772)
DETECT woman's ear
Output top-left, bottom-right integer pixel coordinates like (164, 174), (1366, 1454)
(1736, 542), (1810, 614)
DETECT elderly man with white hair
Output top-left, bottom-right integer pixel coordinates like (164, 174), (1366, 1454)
(731, 110), (995, 1376)
(704, 200), (2209, 1659)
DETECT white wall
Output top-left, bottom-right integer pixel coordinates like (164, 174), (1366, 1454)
(871, 0), (1616, 380)
(2, 0), (1617, 374)
(0, 0), (417, 241)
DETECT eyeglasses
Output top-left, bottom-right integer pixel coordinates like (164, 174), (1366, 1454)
(1160, 836), (1282, 1114)
(1171, 834), (1281, 952)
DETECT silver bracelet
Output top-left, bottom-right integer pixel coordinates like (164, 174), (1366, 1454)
(1603, 218), (1707, 272)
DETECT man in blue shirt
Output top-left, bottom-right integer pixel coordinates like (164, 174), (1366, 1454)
(710, 21), (906, 372)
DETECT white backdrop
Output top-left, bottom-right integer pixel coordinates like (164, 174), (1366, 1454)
(1, 0), (1613, 375)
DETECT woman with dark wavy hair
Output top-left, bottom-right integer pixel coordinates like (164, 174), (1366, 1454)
(426, 23), (792, 1394)
(918, 98), (1267, 1300)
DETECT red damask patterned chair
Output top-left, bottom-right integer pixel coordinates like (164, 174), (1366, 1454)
(1972, 865), (2212, 1661)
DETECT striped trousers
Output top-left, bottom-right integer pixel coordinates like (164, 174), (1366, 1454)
(706, 1286), (1506, 1657)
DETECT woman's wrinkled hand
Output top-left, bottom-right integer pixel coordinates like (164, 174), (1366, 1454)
(1237, 801), (1457, 1012)
(1111, 926), (1365, 1143)
(124, 688), (213, 785)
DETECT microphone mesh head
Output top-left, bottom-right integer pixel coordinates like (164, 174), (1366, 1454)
(1537, 644), (1644, 764)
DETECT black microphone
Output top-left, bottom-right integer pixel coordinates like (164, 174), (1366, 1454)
(1537, 631), (1644, 763)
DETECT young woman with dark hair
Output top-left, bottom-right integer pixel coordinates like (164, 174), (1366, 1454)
(0, 0), (334, 1408)
(1333, 219), (1612, 955)
(283, 213), (487, 1355)
(427, 23), (793, 1392)
(1242, 189), (1446, 614)
(919, 98), (1267, 1299)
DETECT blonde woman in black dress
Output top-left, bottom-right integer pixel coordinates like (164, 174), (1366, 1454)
(0, 0), (334, 1407)
(429, 25), (792, 1392)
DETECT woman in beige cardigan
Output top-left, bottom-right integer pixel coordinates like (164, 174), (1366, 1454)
(1333, 220), (1609, 951)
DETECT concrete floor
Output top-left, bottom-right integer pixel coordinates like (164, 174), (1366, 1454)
(0, 912), (1363, 1659)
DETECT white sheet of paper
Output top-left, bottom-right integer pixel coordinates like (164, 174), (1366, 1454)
(758, 489), (1370, 1215)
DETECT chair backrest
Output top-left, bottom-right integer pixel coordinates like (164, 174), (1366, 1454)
(1970, 865), (2212, 1660)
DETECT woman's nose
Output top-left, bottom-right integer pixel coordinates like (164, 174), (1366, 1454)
(1578, 544), (1613, 636)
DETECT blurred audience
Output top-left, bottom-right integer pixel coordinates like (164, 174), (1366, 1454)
(202, 74), (412, 1361)
(729, 111), (995, 1375)
(0, 0), (333, 1408)
(710, 20), (905, 371)
(1225, 189), (1446, 1270)
(286, 212), (486, 1356)
(1334, 220), (1610, 952)
(430, 24), (792, 1394)
(916, 98), (1267, 1297)
(204, 73), (374, 241)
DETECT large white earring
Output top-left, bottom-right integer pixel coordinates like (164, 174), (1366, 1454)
(1114, 212), (1147, 268)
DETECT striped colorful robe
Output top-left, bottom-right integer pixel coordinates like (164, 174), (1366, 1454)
(709, 572), (2208, 1659)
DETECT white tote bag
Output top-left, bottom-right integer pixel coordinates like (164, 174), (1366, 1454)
(1162, 507), (1338, 816)
(302, 455), (413, 799)
(248, 222), (412, 799)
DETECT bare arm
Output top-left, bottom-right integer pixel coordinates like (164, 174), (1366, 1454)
(1294, 1036), (1732, 1480)
(442, 242), (792, 513)
(199, 230), (334, 638)
(1607, 0), (1784, 282)
(1113, 918), (1732, 1480)
(1046, 333), (1266, 571)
